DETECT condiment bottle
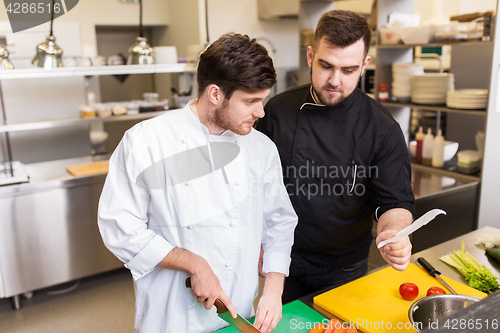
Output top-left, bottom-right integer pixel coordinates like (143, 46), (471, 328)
(432, 129), (445, 168)
(422, 128), (434, 166)
(415, 126), (424, 164)
(378, 84), (389, 101)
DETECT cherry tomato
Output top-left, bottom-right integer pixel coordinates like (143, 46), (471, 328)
(427, 286), (446, 296)
(399, 282), (419, 300)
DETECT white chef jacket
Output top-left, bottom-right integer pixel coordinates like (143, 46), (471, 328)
(97, 101), (298, 333)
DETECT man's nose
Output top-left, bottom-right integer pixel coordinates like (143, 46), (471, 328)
(254, 104), (265, 118)
(328, 70), (341, 87)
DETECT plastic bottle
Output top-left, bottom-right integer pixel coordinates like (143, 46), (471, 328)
(422, 128), (434, 166)
(415, 126), (425, 164)
(432, 129), (445, 168)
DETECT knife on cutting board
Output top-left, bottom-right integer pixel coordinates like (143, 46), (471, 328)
(185, 277), (262, 333)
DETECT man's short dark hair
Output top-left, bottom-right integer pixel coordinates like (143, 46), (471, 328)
(314, 10), (371, 57)
(197, 33), (277, 99)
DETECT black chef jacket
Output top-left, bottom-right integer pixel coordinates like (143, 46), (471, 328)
(257, 84), (416, 275)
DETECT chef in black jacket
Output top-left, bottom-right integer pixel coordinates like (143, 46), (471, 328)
(257, 10), (416, 303)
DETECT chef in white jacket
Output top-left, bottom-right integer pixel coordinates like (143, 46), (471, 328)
(98, 33), (298, 333)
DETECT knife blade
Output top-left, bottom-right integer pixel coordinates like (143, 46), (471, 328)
(185, 277), (262, 333)
(377, 209), (446, 249)
(417, 257), (458, 294)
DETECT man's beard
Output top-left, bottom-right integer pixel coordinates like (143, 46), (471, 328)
(311, 69), (363, 107)
(313, 84), (347, 107)
(211, 100), (252, 136)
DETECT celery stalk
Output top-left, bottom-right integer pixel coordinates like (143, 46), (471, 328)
(439, 241), (499, 294)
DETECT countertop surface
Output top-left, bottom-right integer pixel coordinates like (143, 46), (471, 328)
(0, 155), (109, 196)
(411, 163), (479, 200)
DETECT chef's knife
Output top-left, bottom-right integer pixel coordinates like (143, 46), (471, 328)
(417, 257), (458, 294)
(185, 277), (262, 333)
(377, 209), (446, 248)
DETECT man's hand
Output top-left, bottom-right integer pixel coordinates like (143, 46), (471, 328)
(376, 231), (412, 270)
(159, 247), (238, 318)
(254, 272), (284, 333)
(376, 208), (413, 271)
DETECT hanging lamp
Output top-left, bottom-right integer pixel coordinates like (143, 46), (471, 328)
(0, 44), (14, 70)
(32, 0), (63, 69)
(128, 0), (154, 65)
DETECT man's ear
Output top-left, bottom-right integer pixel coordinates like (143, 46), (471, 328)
(207, 84), (223, 106)
(306, 45), (314, 68)
(361, 55), (371, 75)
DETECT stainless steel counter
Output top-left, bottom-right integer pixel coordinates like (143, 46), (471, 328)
(0, 155), (122, 309)
(410, 226), (500, 285)
(0, 155), (109, 197)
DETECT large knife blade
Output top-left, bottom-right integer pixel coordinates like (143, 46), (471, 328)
(377, 209), (446, 249)
(185, 277), (262, 333)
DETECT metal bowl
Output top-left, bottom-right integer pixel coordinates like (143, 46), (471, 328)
(408, 294), (483, 332)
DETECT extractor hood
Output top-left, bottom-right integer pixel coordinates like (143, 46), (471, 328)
(258, 0), (299, 20)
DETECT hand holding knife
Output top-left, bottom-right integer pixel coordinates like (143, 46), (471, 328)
(377, 209), (446, 249)
(185, 277), (262, 333)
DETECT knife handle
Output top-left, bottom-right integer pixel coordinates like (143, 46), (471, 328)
(417, 257), (440, 277)
(185, 277), (227, 314)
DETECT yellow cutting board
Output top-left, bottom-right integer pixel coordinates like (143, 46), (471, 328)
(313, 263), (486, 333)
(66, 160), (109, 177)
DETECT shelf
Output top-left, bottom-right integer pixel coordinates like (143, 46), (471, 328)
(0, 111), (167, 133)
(0, 63), (197, 80)
(376, 40), (493, 49)
(381, 101), (487, 115)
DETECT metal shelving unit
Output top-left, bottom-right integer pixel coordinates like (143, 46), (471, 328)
(0, 63), (197, 80)
(0, 110), (167, 133)
(381, 101), (487, 116)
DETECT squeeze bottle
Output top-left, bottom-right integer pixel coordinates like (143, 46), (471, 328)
(432, 129), (445, 168)
(422, 128), (434, 166)
(415, 126), (424, 164)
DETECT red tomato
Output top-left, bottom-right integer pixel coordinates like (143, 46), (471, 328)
(427, 286), (446, 296)
(399, 282), (419, 300)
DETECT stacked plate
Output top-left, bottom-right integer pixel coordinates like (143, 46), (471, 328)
(392, 63), (424, 102)
(446, 89), (488, 109)
(411, 73), (454, 105)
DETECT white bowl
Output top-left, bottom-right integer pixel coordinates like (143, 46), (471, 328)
(409, 140), (459, 161)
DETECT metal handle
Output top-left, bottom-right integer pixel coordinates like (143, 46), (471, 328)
(185, 277), (226, 314)
(417, 257), (440, 277)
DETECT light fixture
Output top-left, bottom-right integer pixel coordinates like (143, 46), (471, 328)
(127, 0), (154, 65)
(0, 44), (14, 70)
(32, 0), (63, 69)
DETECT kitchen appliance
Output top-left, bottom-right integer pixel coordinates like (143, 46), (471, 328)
(218, 300), (327, 333)
(313, 263), (486, 333)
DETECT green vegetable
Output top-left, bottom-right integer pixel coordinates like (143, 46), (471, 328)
(485, 248), (500, 265)
(439, 241), (499, 294)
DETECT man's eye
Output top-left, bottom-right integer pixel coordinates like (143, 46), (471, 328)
(322, 65), (331, 69)
(344, 69), (355, 74)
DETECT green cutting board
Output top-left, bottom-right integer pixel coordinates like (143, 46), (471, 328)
(217, 300), (327, 332)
